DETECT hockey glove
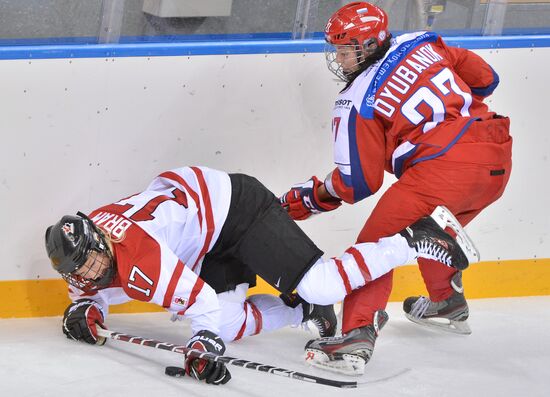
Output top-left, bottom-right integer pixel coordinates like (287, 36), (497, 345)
(62, 299), (106, 345)
(279, 176), (341, 220)
(184, 330), (231, 385)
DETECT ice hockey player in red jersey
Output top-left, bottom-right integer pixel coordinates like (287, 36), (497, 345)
(280, 2), (512, 376)
(46, 166), (477, 384)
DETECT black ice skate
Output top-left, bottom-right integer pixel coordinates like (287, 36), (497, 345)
(280, 293), (337, 337)
(400, 205), (480, 270)
(403, 271), (471, 335)
(303, 310), (388, 376)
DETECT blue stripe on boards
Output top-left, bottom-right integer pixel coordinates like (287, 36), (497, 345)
(0, 34), (550, 60)
(0, 40), (326, 60)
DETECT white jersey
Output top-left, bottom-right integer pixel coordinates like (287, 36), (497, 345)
(69, 166), (231, 335)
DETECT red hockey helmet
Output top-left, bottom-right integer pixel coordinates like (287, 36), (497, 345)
(325, 2), (389, 47)
(324, 2), (389, 81)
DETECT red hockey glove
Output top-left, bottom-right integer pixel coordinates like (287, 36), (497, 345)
(184, 330), (231, 385)
(62, 299), (106, 345)
(279, 176), (341, 220)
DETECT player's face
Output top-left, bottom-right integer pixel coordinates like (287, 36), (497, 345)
(334, 44), (363, 74)
(75, 250), (111, 282)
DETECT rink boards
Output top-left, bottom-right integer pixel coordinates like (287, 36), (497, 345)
(0, 38), (548, 317)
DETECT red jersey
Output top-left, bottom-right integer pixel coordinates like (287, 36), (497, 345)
(324, 32), (500, 203)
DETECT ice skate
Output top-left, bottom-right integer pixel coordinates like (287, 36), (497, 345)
(400, 205), (480, 270)
(403, 271), (471, 335)
(280, 293), (337, 337)
(303, 310), (388, 376)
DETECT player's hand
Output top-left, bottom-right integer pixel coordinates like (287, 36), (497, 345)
(279, 176), (341, 220)
(184, 330), (231, 385)
(62, 299), (106, 345)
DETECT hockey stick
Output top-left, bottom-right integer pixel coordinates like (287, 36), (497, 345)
(97, 328), (357, 389)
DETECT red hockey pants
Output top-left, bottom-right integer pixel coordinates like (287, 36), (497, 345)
(342, 116), (513, 333)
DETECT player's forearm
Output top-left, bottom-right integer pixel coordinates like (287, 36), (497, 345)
(317, 182), (340, 203)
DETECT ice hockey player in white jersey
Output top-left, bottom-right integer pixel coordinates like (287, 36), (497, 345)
(45, 166), (475, 384)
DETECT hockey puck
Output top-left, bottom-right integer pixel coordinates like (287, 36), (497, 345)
(165, 366), (185, 377)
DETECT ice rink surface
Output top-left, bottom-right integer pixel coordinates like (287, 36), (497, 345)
(1, 296), (549, 397)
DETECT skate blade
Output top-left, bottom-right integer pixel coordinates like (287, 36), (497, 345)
(405, 313), (472, 335)
(304, 349), (365, 376)
(431, 206), (480, 265)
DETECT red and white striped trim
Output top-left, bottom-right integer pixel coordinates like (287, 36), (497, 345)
(158, 168), (215, 272)
(175, 278), (205, 316)
(162, 259), (185, 308)
(234, 300), (263, 341)
(234, 301), (249, 341)
(333, 258), (352, 294)
(189, 167), (215, 272)
(158, 171), (203, 229)
(248, 300), (263, 336)
(345, 246), (372, 283)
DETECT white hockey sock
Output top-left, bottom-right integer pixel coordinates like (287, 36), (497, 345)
(217, 285), (302, 342)
(353, 234), (417, 280)
(296, 233), (416, 305)
(248, 294), (303, 329)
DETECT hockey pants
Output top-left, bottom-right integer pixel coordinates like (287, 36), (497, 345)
(342, 118), (512, 333)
